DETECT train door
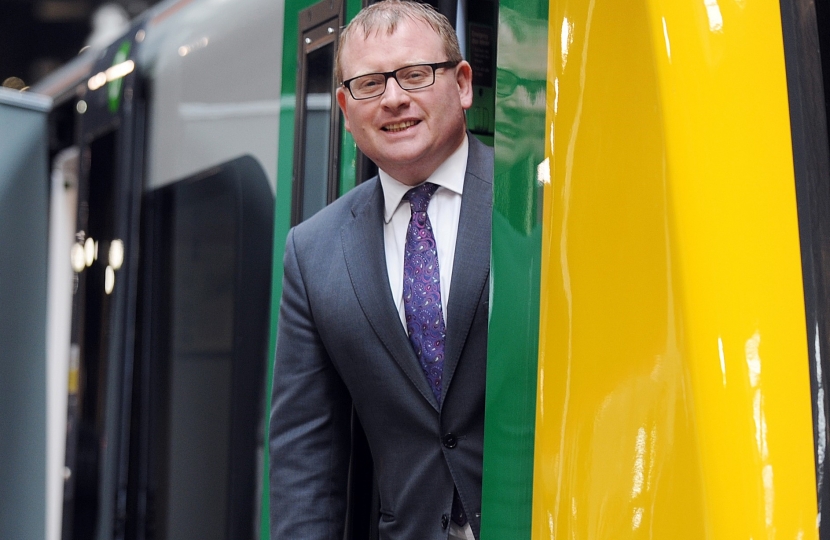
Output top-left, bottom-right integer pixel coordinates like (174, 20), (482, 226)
(133, 156), (273, 540)
(123, 0), (279, 537)
(62, 14), (278, 539)
(62, 25), (146, 540)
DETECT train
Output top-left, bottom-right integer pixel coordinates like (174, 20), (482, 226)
(0, 0), (828, 537)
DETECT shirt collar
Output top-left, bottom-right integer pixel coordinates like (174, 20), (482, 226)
(379, 135), (469, 224)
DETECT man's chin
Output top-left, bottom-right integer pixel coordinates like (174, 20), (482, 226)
(374, 145), (428, 170)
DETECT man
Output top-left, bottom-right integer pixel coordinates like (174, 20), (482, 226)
(269, 2), (493, 539)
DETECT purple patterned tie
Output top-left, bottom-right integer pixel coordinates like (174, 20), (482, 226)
(403, 183), (468, 527)
(403, 182), (446, 403)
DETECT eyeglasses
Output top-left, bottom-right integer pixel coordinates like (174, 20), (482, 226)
(342, 61), (459, 100)
(496, 68), (546, 100)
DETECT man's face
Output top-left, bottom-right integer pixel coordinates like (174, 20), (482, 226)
(494, 21), (547, 171)
(336, 19), (473, 186)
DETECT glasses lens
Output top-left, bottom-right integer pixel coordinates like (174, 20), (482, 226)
(351, 73), (387, 99)
(396, 65), (434, 90)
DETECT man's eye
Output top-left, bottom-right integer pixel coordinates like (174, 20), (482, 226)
(356, 77), (381, 90)
(401, 69), (429, 82)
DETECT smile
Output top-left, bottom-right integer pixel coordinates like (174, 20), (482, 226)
(382, 120), (419, 132)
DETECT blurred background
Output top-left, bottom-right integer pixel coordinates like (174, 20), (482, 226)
(0, 0), (160, 90)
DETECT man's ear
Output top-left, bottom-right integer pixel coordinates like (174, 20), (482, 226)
(456, 61), (474, 110)
(336, 87), (352, 132)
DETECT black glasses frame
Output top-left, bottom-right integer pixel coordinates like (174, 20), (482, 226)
(496, 68), (547, 99)
(342, 61), (459, 100)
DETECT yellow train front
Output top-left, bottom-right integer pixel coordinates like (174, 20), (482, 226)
(482, 0), (830, 538)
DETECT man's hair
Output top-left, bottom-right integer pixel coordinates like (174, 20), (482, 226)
(335, 0), (463, 83)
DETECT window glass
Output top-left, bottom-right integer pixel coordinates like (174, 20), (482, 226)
(301, 43), (334, 222)
(136, 156), (273, 540)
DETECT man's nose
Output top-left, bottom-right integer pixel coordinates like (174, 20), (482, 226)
(506, 84), (546, 108)
(381, 76), (410, 106)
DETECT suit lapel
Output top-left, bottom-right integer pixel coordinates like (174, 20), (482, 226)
(341, 180), (440, 411)
(441, 136), (493, 404)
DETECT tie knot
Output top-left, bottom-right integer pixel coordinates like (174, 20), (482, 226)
(404, 182), (439, 213)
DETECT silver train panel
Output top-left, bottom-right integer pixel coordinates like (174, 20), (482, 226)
(138, 0), (284, 192)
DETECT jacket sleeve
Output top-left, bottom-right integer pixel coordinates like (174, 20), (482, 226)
(269, 227), (352, 539)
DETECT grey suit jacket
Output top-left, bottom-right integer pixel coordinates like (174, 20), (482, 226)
(270, 134), (493, 540)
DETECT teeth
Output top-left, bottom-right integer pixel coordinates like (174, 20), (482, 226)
(384, 120), (417, 132)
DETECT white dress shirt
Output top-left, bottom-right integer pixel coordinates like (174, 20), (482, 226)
(379, 136), (469, 331)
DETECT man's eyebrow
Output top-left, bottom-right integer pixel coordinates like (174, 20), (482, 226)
(349, 63), (427, 77)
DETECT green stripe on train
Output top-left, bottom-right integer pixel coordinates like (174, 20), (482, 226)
(480, 0), (547, 537)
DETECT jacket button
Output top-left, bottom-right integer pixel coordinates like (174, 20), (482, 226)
(441, 514), (449, 529)
(442, 433), (458, 449)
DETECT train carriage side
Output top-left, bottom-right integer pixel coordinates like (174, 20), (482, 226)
(33, 0), (286, 538)
(0, 87), (54, 540)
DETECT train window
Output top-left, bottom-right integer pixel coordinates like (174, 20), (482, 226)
(292, 0), (344, 225)
(133, 156), (273, 540)
(301, 44), (335, 220)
